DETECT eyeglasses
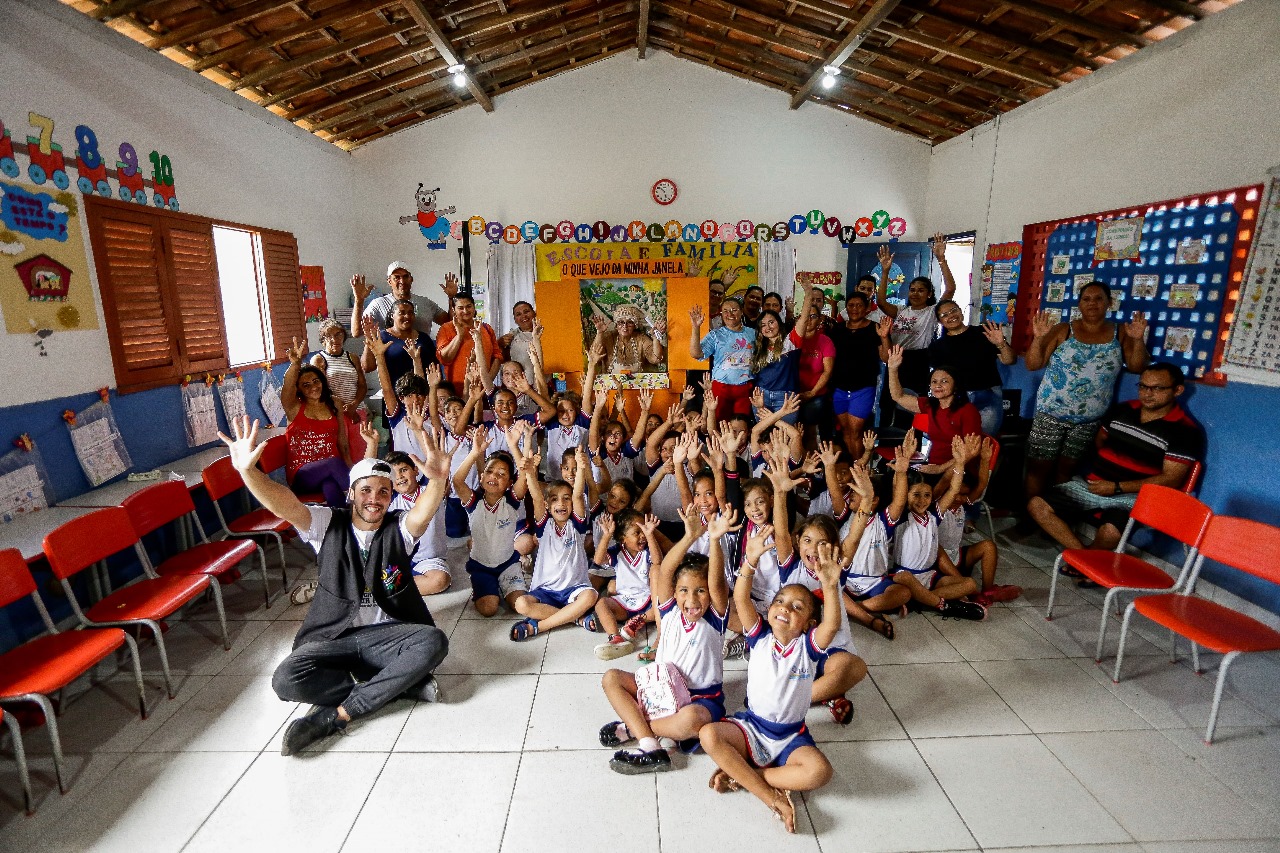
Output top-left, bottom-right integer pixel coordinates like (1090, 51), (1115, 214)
(1137, 383), (1174, 391)
(938, 309), (963, 319)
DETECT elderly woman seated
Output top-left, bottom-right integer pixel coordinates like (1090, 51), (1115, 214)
(590, 305), (668, 374)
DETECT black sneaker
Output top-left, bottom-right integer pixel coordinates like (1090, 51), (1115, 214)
(609, 747), (672, 775)
(599, 721), (632, 748)
(677, 737), (701, 755)
(938, 599), (987, 621)
(281, 706), (346, 755)
(401, 675), (444, 704)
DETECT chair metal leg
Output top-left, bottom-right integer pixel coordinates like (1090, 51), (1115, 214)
(982, 502), (996, 543)
(143, 619), (176, 699)
(1046, 554), (1063, 620)
(208, 579), (230, 651)
(2, 709), (33, 815)
(1205, 650), (1242, 744)
(1096, 588), (1122, 663)
(32, 694), (68, 794)
(1112, 603), (1139, 683)
(255, 544), (272, 608)
(120, 632), (148, 719)
(268, 532), (287, 586)
(1191, 641), (1202, 674)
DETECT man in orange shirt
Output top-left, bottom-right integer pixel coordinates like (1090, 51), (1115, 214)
(435, 293), (501, 389)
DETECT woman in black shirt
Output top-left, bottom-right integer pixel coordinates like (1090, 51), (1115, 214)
(928, 299), (1016, 434)
(827, 292), (890, 460)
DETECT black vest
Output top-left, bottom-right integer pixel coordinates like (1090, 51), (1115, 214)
(293, 508), (434, 649)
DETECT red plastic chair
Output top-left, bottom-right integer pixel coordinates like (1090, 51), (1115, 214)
(0, 548), (146, 800)
(1048, 485), (1213, 662)
(257, 434), (325, 505)
(122, 480), (274, 608)
(202, 455), (292, 584)
(875, 413), (931, 463)
(1113, 515), (1280, 744)
(42, 507), (228, 699)
(1, 707), (31, 815)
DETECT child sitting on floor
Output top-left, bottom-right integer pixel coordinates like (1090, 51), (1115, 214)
(599, 503), (737, 774)
(452, 422), (535, 616)
(592, 510), (662, 660)
(510, 446), (599, 640)
(890, 436), (987, 621)
(699, 532), (842, 834)
(935, 435), (1020, 606)
(591, 388), (649, 484)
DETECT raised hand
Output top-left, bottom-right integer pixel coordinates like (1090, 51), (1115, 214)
(287, 336), (308, 364)
(672, 431), (692, 468)
(708, 506), (743, 539)
(351, 274), (372, 304)
(638, 388), (653, 411)
(686, 257), (702, 278)
(415, 428), (455, 482)
(800, 452), (822, 476)
(704, 390), (719, 418)
(471, 424), (492, 457)
(901, 427), (919, 461)
(592, 315), (611, 335)
(425, 362), (442, 388)
(589, 334), (606, 364)
(404, 396), (427, 432)
(818, 440), (841, 468)
(981, 321), (1006, 346)
(718, 422), (743, 458)
(699, 374), (713, 395)
(750, 387), (766, 412)
(861, 429), (878, 454)
(743, 523), (775, 566)
(359, 418), (379, 455)
(689, 304), (705, 327)
(598, 512), (616, 541)
(532, 320), (544, 340)
(442, 272), (459, 299)
(849, 461), (874, 499)
(877, 244), (893, 269)
(678, 501), (706, 539)
(877, 315), (894, 339)
(815, 541), (842, 586)
(217, 415), (265, 472)
(685, 411), (705, 436)
(721, 266), (740, 287)
(886, 344), (904, 370)
(963, 433), (983, 463)
(653, 317), (668, 337)
(979, 436), (995, 465)
(1032, 310), (1058, 338)
(779, 392), (801, 418)
(639, 513), (660, 537)
(1125, 311), (1148, 341)
(950, 435), (969, 468)
(705, 432), (724, 472)
(362, 315), (390, 357)
(681, 385), (696, 404)
(518, 450), (541, 476)
(403, 336), (421, 362)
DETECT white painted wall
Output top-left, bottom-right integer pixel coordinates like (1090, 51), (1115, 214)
(349, 50), (932, 312)
(926, 0), (1280, 254)
(0, 0), (356, 407)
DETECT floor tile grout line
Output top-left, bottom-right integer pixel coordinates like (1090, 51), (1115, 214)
(901, 730), (982, 852)
(495, 668), (543, 853)
(337, 749), (396, 853)
(1029, 729), (1140, 847)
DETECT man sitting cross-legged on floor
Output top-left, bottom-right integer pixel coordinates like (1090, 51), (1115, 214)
(217, 415), (452, 756)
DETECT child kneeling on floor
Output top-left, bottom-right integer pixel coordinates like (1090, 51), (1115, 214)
(598, 503), (737, 774)
(509, 446), (599, 640)
(699, 531), (842, 834)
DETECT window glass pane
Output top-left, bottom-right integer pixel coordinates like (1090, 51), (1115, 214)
(213, 226), (268, 366)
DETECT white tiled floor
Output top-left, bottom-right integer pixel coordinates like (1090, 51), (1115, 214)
(3, 526), (1279, 853)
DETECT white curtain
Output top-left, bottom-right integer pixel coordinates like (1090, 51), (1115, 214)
(484, 243), (535, 336)
(757, 241), (797, 299)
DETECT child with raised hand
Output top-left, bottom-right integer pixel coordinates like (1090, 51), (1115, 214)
(936, 435), (1019, 605)
(890, 435), (987, 620)
(591, 387), (649, 484)
(599, 503), (737, 775)
(699, 534), (841, 834)
(543, 339), (600, 478)
(592, 511), (663, 660)
(452, 424), (534, 616)
(639, 402), (689, 537)
(837, 456), (910, 639)
(767, 453), (869, 723)
(510, 446), (600, 641)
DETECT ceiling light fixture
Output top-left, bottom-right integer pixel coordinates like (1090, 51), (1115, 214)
(821, 65), (840, 89)
(448, 63), (467, 88)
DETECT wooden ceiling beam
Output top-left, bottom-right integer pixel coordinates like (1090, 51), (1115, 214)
(1138, 0), (1205, 20)
(468, 1), (631, 55)
(650, 18), (811, 76)
(843, 58), (994, 116)
(190, 2), (395, 72)
(456, 0), (582, 41)
(650, 26), (807, 85)
(791, 0), (903, 107)
(876, 21), (1059, 88)
(233, 22), (415, 90)
(312, 76), (450, 132)
(639, 0), (651, 57)
(996, 0), (1148, 47)
(895, 2), (1099, 71)
(652, 34), (796, 88)
(855, 43), (1029, 102)
(401, 0), (494, 111)
(260, 37), (435, 107)
(656, 1), (825, 58)
(700, 0), (838, 45)
(287, 58), (449, 121)
(146, 0), (294, 50)
(91, 0), (163, 21)
(474, 15), (638, 74)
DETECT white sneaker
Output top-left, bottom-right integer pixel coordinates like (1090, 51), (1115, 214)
(722, 633), (748, 660)
(290, 580), (318, 606)
(595, 634), (636, 661)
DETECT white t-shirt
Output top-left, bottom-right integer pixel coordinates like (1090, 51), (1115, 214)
(545, 415), (590, 479)
(464, 489), (526, 567)
(530, 513), (591, 592)
(890, 305), (939, 351)
(841, 509), (897, 595)
(298, 506), (421, 627)
(389, 483), (446, 572)
(778, 552), (857, 655)
(609, 547), (653, 610)
(647, 460), (684, 522)
(740, 521), (780, 612)
(741, 618), (826, 726)
(894, 509), (941, 572)
(656, 597), (727, 692)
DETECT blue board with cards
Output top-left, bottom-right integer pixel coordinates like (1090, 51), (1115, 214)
(1034, 188), (1261, 381)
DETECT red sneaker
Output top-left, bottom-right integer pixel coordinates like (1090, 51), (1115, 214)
(984, 584), (1023, 603)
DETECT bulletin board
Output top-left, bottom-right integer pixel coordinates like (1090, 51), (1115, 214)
(1013, 184), (1264, 383)
(1222, 167), (1280, 385)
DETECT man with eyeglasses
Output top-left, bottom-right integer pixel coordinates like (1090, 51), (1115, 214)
(1027, 362), (1204, 554)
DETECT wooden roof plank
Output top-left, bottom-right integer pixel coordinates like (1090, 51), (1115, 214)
(401, 0), (495, 110)
(997, 0), (1148, 47)
(791, 0), (904, 107)
(855, 43), (1029, 102)
(639, 0), (651, 56)
(146, 0), (296, 50)
(190, 2), (396, 73)
(877, 21), (1060, 87)
(233, 22), (415, 91)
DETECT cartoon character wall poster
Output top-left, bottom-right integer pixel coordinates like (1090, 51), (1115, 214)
(399, 184), (454, 249)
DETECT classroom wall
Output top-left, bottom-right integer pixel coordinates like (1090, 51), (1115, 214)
(924, 0), (1280, 614)
(347, 49), (932, 310)
(0, 0), (358, 408)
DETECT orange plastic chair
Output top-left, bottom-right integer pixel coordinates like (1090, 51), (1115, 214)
(122, 479), (274, 608)
(256, 433), (325, 505)
(1112, 515), (1280, 744)
(1048, 485), (1213, 662)
(202, 455), (292, 583)
(1, 707), (31, 815)
(0, 548), (146, 800)
(43, 507), (228, 699)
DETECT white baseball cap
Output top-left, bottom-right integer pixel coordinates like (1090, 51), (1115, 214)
(348, 458), (394, 488)
(386, 261), (411, 278)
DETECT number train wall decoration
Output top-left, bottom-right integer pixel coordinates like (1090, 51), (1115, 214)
(1, 111), (178, 211)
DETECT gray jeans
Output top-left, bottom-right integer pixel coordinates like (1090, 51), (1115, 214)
(272, 621), (448, 718)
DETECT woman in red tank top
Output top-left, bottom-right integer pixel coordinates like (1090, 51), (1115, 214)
(282, 338), (352, 507)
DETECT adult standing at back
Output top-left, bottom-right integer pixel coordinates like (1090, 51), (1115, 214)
(499, 300), (539, 380)
(828, 292), (888, 461)
(689, 297), (756, 421)
(351, 263), (455, 340)
(1023, 280), (1149, 499)
(876, 235), (956, 395)
(929, 301), (1016, 435)
(436, 292), (501, 390)
(359, 301), (434, 394)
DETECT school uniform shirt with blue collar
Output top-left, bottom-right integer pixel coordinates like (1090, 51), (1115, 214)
(544, 412), (591, 478)
(606, 545), (653, 613)
(656, 597), (728, 694)
(647, 459), (686, 522)
(778, 551), (858, 655)
(737, 521), (780, 616)
(732, 618), (826, 767)
(389, 481), (448, 575)
(601, 440), (641, 483)
(529, 512), (592, 594)
(482, 416), (539, 458)
(464, 488), (526, 568)
(390, 415), (424, 459)
(893, 508), (942, 588)
(839, 508), (898, 597)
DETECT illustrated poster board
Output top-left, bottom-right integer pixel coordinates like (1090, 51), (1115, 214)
(980, 241), (1022, 324)
(1223, 168), (1280, 385)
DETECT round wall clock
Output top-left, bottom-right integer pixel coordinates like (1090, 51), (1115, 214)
(651, 178), (678, 205)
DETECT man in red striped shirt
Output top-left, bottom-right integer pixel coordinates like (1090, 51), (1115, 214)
(1028, 362), (1205, 553)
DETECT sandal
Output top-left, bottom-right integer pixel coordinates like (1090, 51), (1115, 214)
(869, 615), (895, 641)
(770, 789), (797, 833)
(1057, 564), (1085, 579)
(826, 696), (855, 725)
(576, 612), (603, 633)
(637, 645), (657, 663)
(510, 618), (540, 642)
(709, 769), (742, 793)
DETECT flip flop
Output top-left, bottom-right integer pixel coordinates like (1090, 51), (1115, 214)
(1057, 565), (1085, 579)
(771, 789), (796, 833)
(870, 615), (895, 641)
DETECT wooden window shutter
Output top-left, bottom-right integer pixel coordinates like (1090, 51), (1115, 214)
(166, 222), (230, 373)
(260, 230), (304, 361)
(86, 200), (182, 391)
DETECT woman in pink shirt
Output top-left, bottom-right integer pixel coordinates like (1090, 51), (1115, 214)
(794, 287), (836, 450)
